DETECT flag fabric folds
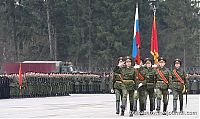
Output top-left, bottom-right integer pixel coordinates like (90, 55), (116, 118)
(150, 15), (159, 64)
(132, 3), (141, 65)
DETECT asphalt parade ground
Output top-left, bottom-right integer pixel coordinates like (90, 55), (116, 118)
(0, 94), (199, 118)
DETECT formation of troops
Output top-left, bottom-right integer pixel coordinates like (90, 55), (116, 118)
(112, 56), (189, 116)
(0, 72), (111, 98)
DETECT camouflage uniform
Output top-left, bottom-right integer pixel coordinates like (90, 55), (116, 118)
(113, 65), (123, 114)
(134, 65), (146, 113)
(171, 59), (189, 112)
(154, 57), (172, 113)
(120, 56), (136, 116)
(143, 58), (156, 112)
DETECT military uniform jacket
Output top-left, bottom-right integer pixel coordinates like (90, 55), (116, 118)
(155, 67), (172, 90)
(113, 66), (123, 90)
(121, 66), (136, 90)
(135, 66), (146, 89)
(171, 68), (189, 91)
(144, 67), (156, 89)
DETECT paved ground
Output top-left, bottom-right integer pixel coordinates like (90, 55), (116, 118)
(0, 94), (199, 118)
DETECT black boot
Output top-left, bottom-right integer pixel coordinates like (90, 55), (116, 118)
(144, 101), (146, 111)
(140, 103), (145, 115)
(129, 103), (134, 117)
(133, 99), (137, 112)
(150, 102), (154, 112)
(150, 98), (155, 112)
(156, 99), (161, 112)
(120, 100), (126, 116)
(180, 100), (183, 113)
(116, 101), (120, 114)
(120, 105), (125, 116)
(172, 100), (177, 113)
(163, 104), (168, 115)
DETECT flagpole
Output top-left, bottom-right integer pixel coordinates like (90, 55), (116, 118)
(19, 63), (22, 96)
(153, 5), (156, 65)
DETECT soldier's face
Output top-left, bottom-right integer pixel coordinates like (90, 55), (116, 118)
(159, 61), (165, 67)
(175, 63), (180, 68)
(125, 59), (132, 67)
(118, 60), (124, 67)
(146, 62), (152, 68)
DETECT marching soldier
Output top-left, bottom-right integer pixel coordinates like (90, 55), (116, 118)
(111, 57), (125, 114)
(143, 58), (156, 113)
(171, 59), (189, 113)
(134, 59), (146, 114)
(154, 57), (172, 114)
(121, 56), (136, 116)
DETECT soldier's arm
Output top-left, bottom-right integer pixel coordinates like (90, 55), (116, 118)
(111, 73), (114, 89)
(168, 69), (173, 89)
(154, 69), (158, 85)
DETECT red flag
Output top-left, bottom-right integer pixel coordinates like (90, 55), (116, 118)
(19, 63), (23, 89)
(150, 15), (159, 64)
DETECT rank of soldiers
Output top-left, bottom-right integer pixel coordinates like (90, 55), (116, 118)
(0, 72), (111, 99)
(112, 56), (189, 116)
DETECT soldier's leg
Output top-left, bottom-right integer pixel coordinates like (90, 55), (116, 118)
(129, 90), (134, 116)
(149, 88), (155, 112)
(179, 91), (184, 112)
(121, 86), (127, 116)
(115, 89), (121, 114)
(162, 89), (169, 113)
(155, 88), (162, 112)
(133, 89), (138, 112)
(144, 90), (147, 111)
(138, 88), (146, 113)
(172, 90), (178, 112)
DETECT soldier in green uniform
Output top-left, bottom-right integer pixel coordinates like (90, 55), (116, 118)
(134, 59), (146, 114)
(121, 56), (136, 116)
(171, 59), (189, 113)
(154, 57), (172, 114)
(143, 58), (156, 113)
(111, 57), (125, 114)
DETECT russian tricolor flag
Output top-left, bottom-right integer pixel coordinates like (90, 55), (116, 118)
(132, 3), (141, 64)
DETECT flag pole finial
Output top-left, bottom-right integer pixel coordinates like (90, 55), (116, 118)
(153, 5), (156, 16)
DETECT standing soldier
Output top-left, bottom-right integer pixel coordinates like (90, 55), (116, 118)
(154, 57), (172, 114)
(171, 59), (189, 113)
(121, 56), (136, 116)
(111, 57), (125, 114)
(143, 58), (156, 113)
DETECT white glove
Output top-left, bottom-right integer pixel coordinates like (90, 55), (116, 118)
(134, 90), (138, 95)
(118, 62), (124, 67)
(134, 65), (140, 69)
(168, 89), (172, 93)
(111, 89), (115, 93)
(138, 83), (143, 88)
(154, 89), (157, 93)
